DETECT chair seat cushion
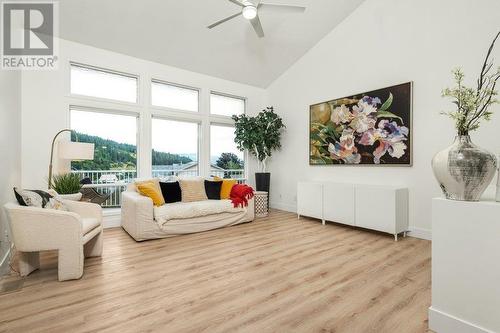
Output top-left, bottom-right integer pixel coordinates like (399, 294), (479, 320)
(82, 218), (101, 234)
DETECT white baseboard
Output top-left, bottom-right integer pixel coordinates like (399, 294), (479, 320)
(0, 244), (13, 276)
(103, 208), (121, 228)
(270, 201), (296, 213)
(429, 307), (495, 333)
(407, 226), (432, 240)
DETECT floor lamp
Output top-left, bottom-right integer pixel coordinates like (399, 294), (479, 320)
(48, 129), (95, 189)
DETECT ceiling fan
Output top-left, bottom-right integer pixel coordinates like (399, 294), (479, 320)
(207, 0), (306, 38)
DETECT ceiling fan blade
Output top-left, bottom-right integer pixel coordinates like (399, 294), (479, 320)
(207, 12), (241, 29)
(250, 15), (264, 38)
(227, 0), (246, 7)
(259, 2), (306, 12)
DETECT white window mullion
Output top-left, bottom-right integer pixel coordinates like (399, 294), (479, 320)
(139, 74), (152, 179)
(199, 88), (211, 178)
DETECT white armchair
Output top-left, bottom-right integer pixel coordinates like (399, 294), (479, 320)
(3, 200), (103, 281)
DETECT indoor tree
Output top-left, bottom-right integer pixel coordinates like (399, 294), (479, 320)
(232, 107), (285, 173)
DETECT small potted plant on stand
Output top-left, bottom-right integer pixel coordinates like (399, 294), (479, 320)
(50, 173), (83, 201)
(432, 31), (500, 201)
(233, 107), (285, 203)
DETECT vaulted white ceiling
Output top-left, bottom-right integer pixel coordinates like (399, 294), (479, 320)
(59, 0), (364, 87)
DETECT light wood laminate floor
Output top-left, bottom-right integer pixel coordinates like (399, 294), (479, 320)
(0, 210), (431, 333)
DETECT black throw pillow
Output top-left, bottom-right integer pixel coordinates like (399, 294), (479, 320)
(204, 180), (222, 200)
(159, 181), (182, 203)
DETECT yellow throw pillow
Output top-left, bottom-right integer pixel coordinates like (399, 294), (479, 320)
(137, 182), (165, 206)
(214, 177), (237, 199)
(135, 178), (161, 193)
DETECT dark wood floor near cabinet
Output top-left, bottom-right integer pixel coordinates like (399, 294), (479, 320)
(0, 210), (432, 333)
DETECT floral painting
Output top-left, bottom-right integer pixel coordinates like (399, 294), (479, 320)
(310, 82), (412, 165)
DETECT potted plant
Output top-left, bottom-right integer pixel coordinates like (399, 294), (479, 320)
(50, 173), (83, 201)
(432, 31), (500, 201)
(232, 107), (285, 197)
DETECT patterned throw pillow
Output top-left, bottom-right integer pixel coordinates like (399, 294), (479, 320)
(13, 187), (68, 211)
(14, 187), (53, 208)
(179, 178), (208, 203)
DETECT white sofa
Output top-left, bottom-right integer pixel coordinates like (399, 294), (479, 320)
(121, 184), (255, 241)
(4, 200), (103, 281)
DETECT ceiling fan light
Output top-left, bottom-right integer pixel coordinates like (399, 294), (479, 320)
(242, 6), (257, 20)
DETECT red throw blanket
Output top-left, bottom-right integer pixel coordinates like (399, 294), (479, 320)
(230, 184), (254, 208)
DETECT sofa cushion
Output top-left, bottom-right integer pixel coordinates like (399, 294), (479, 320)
(204, 180), (223, 200)
(154, 199), (243, 225)
(81, 218), (100, 234)
(160, 181), (182, 203)
(179, 178), (208, 203)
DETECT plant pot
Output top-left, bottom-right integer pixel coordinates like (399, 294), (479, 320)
(432, 135), (497, 201)
(255, 172), (270, 206)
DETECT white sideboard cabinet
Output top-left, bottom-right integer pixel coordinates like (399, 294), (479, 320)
(296, 182), (323, 220)
(297, 182), (409, 240)
(323, 182), (355, 226)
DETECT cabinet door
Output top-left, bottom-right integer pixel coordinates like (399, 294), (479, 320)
(323, 183), (355, 225)
(355, 186), (395, 233)
(297, 182), (323, 219)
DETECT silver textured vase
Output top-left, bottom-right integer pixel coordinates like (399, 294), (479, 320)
(432, 135), (497, 201)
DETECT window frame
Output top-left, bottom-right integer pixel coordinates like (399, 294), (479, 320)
(151, 115), (202, 179)
(150, 78), (201, 113)
(208, 91), (246, 179)
(209, 91), (247, 118)
(209, 121), (246, 180)
(69, 62), (140, 106)
(69, 105), (141, 180)
(67, 60), (249, 184)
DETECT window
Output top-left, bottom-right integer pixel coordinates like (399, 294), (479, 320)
(151, 80), (199, 112)
(152, 118), (199, 180)
(70, 64), (138, 103)
(70, 108), (138, 207)
(210, 124), (244, 179)
(210, 93), (245, 117)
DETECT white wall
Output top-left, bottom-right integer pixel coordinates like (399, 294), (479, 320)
(21, 39), (267, 190)
(0, 71), (22, 274)
(266, 0), (500, 237)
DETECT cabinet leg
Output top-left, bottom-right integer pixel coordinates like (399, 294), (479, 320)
(322, 219), (325, 226)
(403, 231), (407, 238)
(297, 214), (300, 220)
(394, 234), (398, 242)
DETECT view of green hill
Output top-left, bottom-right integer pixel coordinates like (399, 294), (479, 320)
(71, 132), (192, 170)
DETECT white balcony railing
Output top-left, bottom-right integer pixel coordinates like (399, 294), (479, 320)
(72, 168), (246, 208)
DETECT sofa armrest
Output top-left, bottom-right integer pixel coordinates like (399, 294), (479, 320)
(246, 196), (255, 221)
(4, 203), (82, 251)
(63, 200), (102, 221)
(121, 191), (154, 240)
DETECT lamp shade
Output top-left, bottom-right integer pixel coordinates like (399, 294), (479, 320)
(58, 141), (94, 160)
